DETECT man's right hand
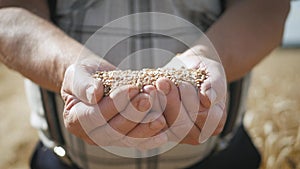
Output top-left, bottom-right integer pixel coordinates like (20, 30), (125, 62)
(61, 59), (168, 150)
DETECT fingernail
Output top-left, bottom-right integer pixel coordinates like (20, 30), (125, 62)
(138, 98), (150, 112)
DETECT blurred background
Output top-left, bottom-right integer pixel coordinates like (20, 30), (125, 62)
(0, 1), (299, 169)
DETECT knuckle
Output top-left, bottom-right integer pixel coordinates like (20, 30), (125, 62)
(134, 94), (151, 112)
(149, 117), (166, 132)
(112, 124), (129, 135)
(61, 93), (68, 102)
(63, 111), (78, 132)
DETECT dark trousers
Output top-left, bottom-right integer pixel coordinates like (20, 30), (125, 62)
(30, 125), (261, 169)
(186, 125), (261, 169)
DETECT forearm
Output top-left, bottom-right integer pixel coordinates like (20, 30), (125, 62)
(0, 7), (109, 92)
(206, 0), (290, 82)
(0, 0), (50, 20)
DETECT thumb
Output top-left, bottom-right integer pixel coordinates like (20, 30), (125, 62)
(62, 64), (104, 105)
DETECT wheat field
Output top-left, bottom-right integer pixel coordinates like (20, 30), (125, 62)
(245, 48), (300, 169)
(0, 48), (299, 169)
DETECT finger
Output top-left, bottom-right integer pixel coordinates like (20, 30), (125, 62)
(143, 85), (163, 113)
(142, 85), (165, 123)
(127, 113), (166, 138)
(70, 102), (108, 133)
(198, 87), (212, 111)
(199, 85), (217, 107)
(135, 133), (168, 150)
(64, 94), (80, 111)
(178, 81), (199, 122)
(63, 110), (96, 145)
(167, 104), (199, 145)
(194, 103), (225, 133)
(194, 110), (208, 130)
(177, 82), (204, 145)
(98, 85), (139, 121)
(156, 78), (180, 126)
(119, 92), (152, 123)
(199, 60), (227, 104)
(156, 78), (194, 142)
(179, 125), (202, 145)
(89, 112), (163, 147)
(78, 88), (148, 146)
(108, 93), (151, 136)
(63, 104), (97, 145)
(116, 114), (167, 150)
(89, 123), (124, 146)
(212, 107), (227, 136)
(64, 86), (140, 145)
(199, 100), (226, 143)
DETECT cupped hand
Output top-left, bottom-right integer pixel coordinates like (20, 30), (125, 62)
(160, 45), (227, 144)
(61, 58), (167, 149)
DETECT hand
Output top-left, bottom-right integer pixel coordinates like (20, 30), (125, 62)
(61, 58), (168, 150)
(159, 45), (227, 144)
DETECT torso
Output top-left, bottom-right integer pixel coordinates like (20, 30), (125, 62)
(26, 1), (248, 169)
